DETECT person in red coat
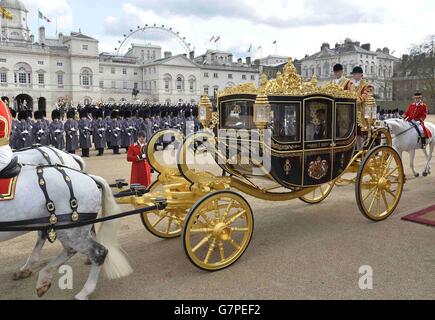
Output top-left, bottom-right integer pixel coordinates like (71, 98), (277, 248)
(0, 99), (13, 172)
(403, 92), (431, 148)
(127, 131), (151, 187)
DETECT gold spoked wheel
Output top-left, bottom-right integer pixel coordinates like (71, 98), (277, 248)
(299, 182), (334, 204)
(140, 181), (185, 239)
(183, 191), (254, 271)
(356, 146), (404, 221)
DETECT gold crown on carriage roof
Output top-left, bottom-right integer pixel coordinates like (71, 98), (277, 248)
(218, 58), (358, 100)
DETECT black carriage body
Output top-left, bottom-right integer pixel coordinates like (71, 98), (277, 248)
(217, 94), (357, 188)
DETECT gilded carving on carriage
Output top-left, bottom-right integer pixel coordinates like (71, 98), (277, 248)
(308, 156), (329, 180)
(284, 159), (292, 176)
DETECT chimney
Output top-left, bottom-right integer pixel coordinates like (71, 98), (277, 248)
(182, 53), (187, 58)
(164, 51), (172, 58)
(189, 50), (195, 60)
(39, 26), (46, 45)
(361, 43), (371, 51)
(228, 54), (233, 63)
(253, 59), (260, 66)
(59, 32), (64, 43)
(30, 34), (35, 43)
(355, 41), (360, 47)
(335, 43), (340, 49)
(321, 42), (330, 51)
(246, 57), (251, 65)
(383, 47), (390, 55)
(237, 58), (242, 64)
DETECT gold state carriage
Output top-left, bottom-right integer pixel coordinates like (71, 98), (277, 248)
(113, 59), (404, 271)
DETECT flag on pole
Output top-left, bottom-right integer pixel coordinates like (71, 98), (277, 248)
(273, 40), (277, 44)
(0, 6), (13, 20)
(214, 36), (220, 43)
(209, 36), (215, 43)
(38, 10), (51, 23)
(248, 44), (252, 53)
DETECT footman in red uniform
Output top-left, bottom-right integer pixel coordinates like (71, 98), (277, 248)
(127, 131), (151, 187)
(403, 92), (431, 148)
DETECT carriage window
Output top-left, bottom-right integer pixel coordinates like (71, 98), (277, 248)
(221, 101), (253, 129)
(305, 100), (332, 141)
(336, 104), (355, 139)
(270, 104), (300, 142)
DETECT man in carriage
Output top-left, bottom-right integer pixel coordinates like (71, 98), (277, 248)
(331, 64), (352, 90)
(403, 92), (431, 148)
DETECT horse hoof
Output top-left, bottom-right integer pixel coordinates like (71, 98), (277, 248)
(13, 269), (33, 281)
(36, 283), (51, 298)
(423, 172), (428, 177)
(415, 173), (420, 178)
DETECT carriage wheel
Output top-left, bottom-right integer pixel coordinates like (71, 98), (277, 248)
(183, 191), (254, 271)
(140, 181), (184, 239)
(299, 182), (334, 204)
(356, 146), (404, 221)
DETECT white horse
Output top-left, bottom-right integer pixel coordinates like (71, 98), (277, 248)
(0, 166), (132, 300)
(385, 118), (435, 177)
(14, 146), (86, 172)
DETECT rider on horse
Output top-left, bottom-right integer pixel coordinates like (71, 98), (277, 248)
(403, 92), (431, 148)
(0, 99), (13, 172)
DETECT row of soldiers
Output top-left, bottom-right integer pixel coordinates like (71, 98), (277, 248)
(9, 104), (202, 157)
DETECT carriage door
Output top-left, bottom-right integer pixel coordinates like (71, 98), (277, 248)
(303, 97), (334, 186)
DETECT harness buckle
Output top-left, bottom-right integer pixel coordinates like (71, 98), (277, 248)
(70, 198), (78, 209)
(71, 211), (79, 222)
(46, 201), (56, 212)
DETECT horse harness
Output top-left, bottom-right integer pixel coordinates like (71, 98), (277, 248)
(36, 165), (81, 243)
(34, 146), (65, 166)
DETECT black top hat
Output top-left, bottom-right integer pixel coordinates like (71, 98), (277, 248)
(414, 92), (422, 97)
(333, 64), (344, 72)
(34, 110), (43, 120)
(18, 111), (27, 121)
(79, 109), (88, 118)
(351, 66), (364, 74)
(67, 110), (76, 119)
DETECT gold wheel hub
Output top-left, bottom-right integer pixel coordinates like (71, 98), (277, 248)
(377, 177), (391, 190)
(213, 222), (232, 241)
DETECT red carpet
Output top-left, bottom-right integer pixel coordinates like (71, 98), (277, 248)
(402, 205), (435, 227)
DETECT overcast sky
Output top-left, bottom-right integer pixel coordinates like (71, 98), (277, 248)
(22, 0), (434, 60)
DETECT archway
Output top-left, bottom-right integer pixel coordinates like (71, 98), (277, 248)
(15, 94), (33, 112)
(38, 97), (46, 112)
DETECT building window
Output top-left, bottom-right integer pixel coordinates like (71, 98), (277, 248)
(111, 67), (115, 74)
(0, 58), (6, 63)
(123, 81), (127, 89)
(134, 82), (138, 89)
(189, 80), (194, 92)
(204, 72), (209, 78)
(38, 73), (44, 85)
(99, 81), (104, 88)
(111, 81), (116, 89)
(99, 66), (104, 73)
(204, 86), (209, 95)
(80, 68), (93, 87)
(16, 67), (30, 84)
(57, 62), (63, 67)
(82, 45), (88, 50)
(176, 76), (184, 91)
(38, 61), (44, 65)
(213, 73), (218, 79)
(57, 74), (63, 86)
(251, 75), (255, 80)
(134, 71), (138, 76)
(213, 86), (219, 97)
(123, 68), (127, 75)
(228, 74), (233, 79)
(0, 72), (7, 83)
(153, 66), (156, 74)
(242, 75), (246, 80)
(165, 80), (170, 92)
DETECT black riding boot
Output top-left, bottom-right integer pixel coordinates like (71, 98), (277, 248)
(113, 146), (120, 154)
(98, 148), (104, 156)
(421, 137), (427, 149)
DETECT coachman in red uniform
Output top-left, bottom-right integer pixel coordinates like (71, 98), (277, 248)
(404, 92), (431, 148)
(127, 131), (151, 187)
(0, 99), (13, 172)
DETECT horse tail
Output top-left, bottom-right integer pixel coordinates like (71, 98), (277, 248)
(90, 174), (133, 280)
(71, 154), (87, 172)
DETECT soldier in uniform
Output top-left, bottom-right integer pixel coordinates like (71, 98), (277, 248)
(9, 109), (19, 150)
(403, 92), (431, 148)
(15, 111), (33, 149)
(108, 110), (122, 155)
(64, 110), (79, 154)
(32, 111), (50, 146)
(78, 109), (92, 157)
(331, 64), (352, 90)
(93, 109), (107, 156)
(121, 110), (136, 153)
(49, 110), (65, 150)
(140, 107), (153, 143)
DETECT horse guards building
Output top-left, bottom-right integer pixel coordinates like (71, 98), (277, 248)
(0, 0), (399, 112)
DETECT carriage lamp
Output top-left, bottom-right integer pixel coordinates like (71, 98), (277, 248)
(253, 94), (271, 129)
(364, 91), (378, 126)
(199, 95), (212, 128)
